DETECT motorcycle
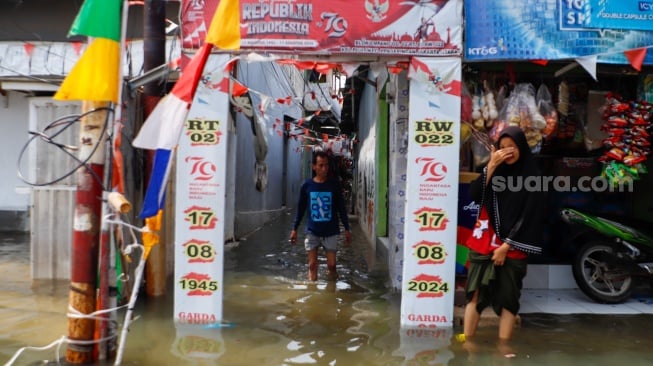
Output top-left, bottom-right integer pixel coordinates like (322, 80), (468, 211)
(560, 207), (653, 304)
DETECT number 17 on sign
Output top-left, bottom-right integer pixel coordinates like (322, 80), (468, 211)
(413, 207), (449, 231)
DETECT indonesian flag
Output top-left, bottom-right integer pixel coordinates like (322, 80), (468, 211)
(132, 43), (213, 218)
(132, 0), (241, 218)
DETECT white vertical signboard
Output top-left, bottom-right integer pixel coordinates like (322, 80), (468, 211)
(174, 54), (231, 324)
(401, 57), (461, 328)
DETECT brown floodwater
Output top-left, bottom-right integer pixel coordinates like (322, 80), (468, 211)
(1, 215), (653, 366)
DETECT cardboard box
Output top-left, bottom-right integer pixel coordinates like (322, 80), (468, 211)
(585, 90), (609, 151)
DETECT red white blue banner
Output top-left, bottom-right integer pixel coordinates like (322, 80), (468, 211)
(181, 0), (462, 56)
(174, 54), (231, 325)
(401, 57), (461, 328)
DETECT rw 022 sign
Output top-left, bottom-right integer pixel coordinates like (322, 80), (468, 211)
(401, 57), (461, 328)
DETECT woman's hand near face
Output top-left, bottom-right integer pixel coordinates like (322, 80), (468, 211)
(486, 145), (516, 183)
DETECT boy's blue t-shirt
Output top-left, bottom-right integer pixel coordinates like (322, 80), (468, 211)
(293, 178), (350, 237)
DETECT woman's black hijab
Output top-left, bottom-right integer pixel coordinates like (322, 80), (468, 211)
(483, 126), (544, 254)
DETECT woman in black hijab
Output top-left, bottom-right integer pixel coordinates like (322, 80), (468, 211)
(464, 126), (545, 341)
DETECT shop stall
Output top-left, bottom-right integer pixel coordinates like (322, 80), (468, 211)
(460, 0), (653, 267)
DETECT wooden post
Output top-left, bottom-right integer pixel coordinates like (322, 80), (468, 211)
(66, 101), (107, 364)
(94, 209), (112, 360)
(143, 0), (168, 297)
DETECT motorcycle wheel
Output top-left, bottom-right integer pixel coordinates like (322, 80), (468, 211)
(572, 242), (634, 304)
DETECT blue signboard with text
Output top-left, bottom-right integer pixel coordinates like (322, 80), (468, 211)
(586, 0), (653, 31)
(464, 0), (653, 64)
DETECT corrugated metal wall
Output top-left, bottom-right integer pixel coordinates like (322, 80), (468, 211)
(233, 61), (304, 237)
(29, 99), (81, 280)
(31, 186), (75, 279)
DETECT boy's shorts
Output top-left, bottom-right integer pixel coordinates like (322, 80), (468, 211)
(304, 232), (338, 252)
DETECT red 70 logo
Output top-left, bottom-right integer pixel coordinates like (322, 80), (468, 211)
(186, 156), (217, 181)
(416, 157), (447, 182)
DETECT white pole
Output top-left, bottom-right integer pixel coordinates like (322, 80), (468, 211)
(108, 1), (131, 362)
(114, 247), (146, 366)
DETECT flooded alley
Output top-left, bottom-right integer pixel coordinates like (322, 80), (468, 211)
(1, 212), (653, 365)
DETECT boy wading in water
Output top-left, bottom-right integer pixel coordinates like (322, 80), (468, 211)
(289, 151), (351, 281)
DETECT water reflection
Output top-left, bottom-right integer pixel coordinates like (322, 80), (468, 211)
(171, 325), (225, 365)
(2, 220), (653, 365)
(447, 313), (653, 365)
(394, 327), (454, 365)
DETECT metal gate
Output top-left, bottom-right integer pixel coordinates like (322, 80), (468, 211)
(28, 98), (81, 280)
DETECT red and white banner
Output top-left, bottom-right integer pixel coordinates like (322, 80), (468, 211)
(174, 54), (231, 324)
(401, 57), (461, 328)
(181, 0), (462, 56)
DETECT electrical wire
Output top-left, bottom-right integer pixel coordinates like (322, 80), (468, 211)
(4, 211), (150, 366)
(16, 106), (113, 188)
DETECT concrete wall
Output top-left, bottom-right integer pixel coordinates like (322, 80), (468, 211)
(232, 61), (304, 237)
(355, 81), (378, 244)
(0, 91), (31, 231)
(354, 66), (389, 248)
(387, 71), (410, 291)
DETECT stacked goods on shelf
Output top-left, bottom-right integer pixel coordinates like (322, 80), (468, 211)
(599, 93), (652, 186)
(489, 83), (547, 152)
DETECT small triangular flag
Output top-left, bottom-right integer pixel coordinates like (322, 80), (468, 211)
(341, 63), (360, 77)
(624, 48), (647, 72)
(576, 55), (597, 81)
(71, 41), (83, 56)
(231, 81), (248, 97)
(23, 43), (35, 56)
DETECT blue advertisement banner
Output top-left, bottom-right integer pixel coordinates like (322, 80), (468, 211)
(464, 0), (653, 64)
(586, 0), (653, 31)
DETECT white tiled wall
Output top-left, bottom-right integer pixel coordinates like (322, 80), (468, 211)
(523, 265), (577, 289)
